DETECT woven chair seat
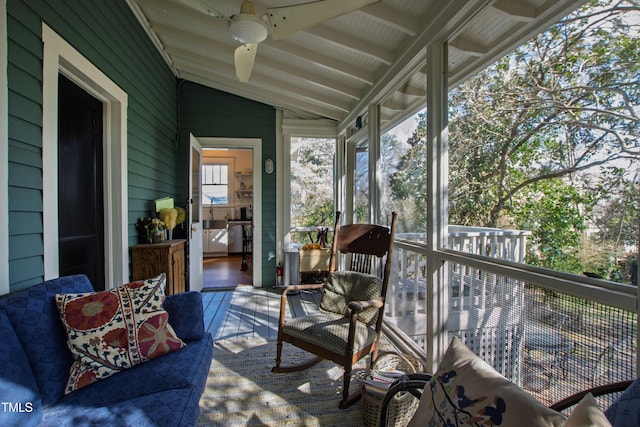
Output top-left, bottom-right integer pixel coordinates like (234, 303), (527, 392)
(282, 312), (377, 356)
(272, 211), (398, 408)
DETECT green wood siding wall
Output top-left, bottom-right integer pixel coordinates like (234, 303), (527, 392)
(178, 81), (277, 286)
(7, 0), (178, 291)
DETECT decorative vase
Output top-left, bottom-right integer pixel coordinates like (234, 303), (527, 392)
(153, 229), (164, 243)
(167, 229), (173, 240)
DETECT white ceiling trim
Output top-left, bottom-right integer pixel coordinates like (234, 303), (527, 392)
(174, 56), (352, 115)
(358, 3), (420, 36)
(178, 68), (346, 120)
(339, 0), (489, 133)
(449, 37), (487, 57)
(127, 0), (586, 126)
(304, 27), (394, 65)
(154, 25), (361, 99)
(492, 0), (538, 21)
(265, 38), (376, 85)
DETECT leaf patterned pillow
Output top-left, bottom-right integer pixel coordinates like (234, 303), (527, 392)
(55, 273), (185, 394)
(408, 336), (567, 427)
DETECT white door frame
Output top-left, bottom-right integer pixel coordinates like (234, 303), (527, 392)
(41, 24), (128, 288)
(188, 134), (203, 292)
(196, 137), (262, 287)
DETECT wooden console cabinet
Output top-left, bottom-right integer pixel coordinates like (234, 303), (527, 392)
(130, 239), (186, 295)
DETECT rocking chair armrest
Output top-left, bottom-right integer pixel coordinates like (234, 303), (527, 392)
(277, 283), (325, 325)
(549, 380), (633, 411)
(279, 283), (325, 295)
(348, 298), (383, 313)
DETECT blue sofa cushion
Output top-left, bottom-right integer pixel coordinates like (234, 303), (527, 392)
(606, 376), (640, 427)
(48, 333), (214, 427)
(163, 291), (205, 341)
(0, 275), (214, 427)
(57, 335), (213, 406)
(0, 309), (43, 427)
(41, 387), (202, 427)
(0, 275), (93, 406)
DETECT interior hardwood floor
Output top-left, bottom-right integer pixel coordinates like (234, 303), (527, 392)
(203, 254), (252, 290)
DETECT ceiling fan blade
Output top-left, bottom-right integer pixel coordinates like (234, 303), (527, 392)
(175, 0), (232, 23)
(266, 0), (380, 40)
(234, 43), (258, 82)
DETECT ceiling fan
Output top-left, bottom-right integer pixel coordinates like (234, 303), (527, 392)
(180, 0), (380, 82)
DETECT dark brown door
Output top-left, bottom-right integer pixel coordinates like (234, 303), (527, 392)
(58, 74), (105, 290)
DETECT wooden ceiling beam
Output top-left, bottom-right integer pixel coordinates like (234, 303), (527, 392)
(172, 55), (352, 116)
(449, 36), (487, 57)
(492, 0), (538, 22)
(358, 2), (420, 36)
(154, 24), (362, 99)
(179, 67), (346, 121)
(305, 26), (394, 65)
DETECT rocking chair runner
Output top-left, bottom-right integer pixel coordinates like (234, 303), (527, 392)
(272, 211), (398, 409)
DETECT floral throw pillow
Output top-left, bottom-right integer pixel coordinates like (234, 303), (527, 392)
(408, 336), (567, 427)
(55, 273), (185, 394)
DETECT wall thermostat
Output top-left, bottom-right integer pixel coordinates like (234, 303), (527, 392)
(264, 158), (274, 174)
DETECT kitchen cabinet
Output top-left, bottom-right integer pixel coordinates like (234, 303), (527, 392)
(130, 239), (186, 295)
(203, 227), (228, 256)
(228, 221), (251, 253)
(235, 172), (253, 200)
(228, 224), (239, 253)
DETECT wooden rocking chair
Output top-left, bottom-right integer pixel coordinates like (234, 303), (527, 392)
(272, 211), (398, 408)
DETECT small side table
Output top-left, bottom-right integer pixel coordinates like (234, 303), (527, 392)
(130, 239), (186, 295)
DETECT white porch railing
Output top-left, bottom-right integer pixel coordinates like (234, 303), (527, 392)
(386, 227), (530, 320)
(384, 227), (638, 405)
(386, 227), (529, 381)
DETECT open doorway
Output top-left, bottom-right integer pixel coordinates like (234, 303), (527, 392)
(202, 148), (253, 289)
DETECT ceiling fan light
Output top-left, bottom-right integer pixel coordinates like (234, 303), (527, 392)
(229, 14), (268, 44)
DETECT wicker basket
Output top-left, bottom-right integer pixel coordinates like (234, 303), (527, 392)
(361, 352), (424, 427)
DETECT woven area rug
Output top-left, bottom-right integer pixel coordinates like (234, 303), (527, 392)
(197, 337), (370, 426)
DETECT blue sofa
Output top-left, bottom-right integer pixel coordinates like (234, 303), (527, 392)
(0, 274), (214, 426)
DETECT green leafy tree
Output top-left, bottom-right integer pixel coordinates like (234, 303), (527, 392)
(388, 114), (428, 232)
(387, 0), (639, 274)
(594, 170), (639, 249)
(512, 179), (592, 271)
(290, 138), (334, 228)
(354, 149), (369, 223)
(586, 170), (640, 280)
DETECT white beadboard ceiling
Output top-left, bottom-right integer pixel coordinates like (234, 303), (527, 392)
(127, 0), (584, 131)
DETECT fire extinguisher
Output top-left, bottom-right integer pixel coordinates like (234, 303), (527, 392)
(276, 262), (284, 287)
